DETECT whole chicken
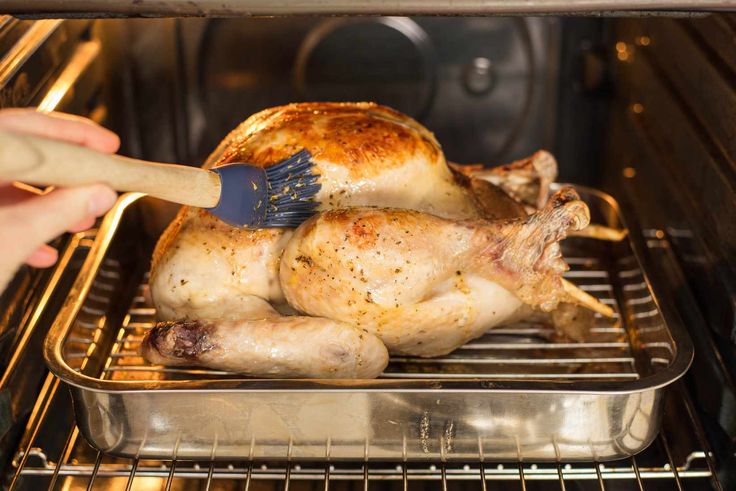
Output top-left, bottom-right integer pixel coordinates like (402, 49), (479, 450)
(144, 102), (611, 378)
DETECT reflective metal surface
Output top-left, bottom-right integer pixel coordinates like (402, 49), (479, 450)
(0, 234), (94, 481)
(5, 376), (723, 490)
(42, 187), (693, 461)
(187, 17), (552, 166)
(2, 0), (734, 17)
(0, 10), (726, 489)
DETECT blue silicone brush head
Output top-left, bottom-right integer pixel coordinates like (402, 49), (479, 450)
(208, 149), (320, 228)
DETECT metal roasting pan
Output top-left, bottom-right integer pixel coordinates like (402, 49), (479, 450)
(43, 186), (694, 461)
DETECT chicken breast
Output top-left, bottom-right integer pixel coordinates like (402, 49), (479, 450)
(206, 101), (482, 219)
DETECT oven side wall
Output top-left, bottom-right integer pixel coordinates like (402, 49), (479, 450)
(602, 14), (736, 484)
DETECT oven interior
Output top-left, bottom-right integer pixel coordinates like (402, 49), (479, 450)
(0, 12), (734, 490)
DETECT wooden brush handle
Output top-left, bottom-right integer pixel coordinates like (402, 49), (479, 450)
(0, 131), (221, 208)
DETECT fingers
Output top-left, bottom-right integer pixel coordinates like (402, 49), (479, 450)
(3, 183), (106, 271)
(0, 182), (42, 206)
(0, 184), (116, 269)
(21, 211), (98, 270)
(68, 215), (97, 233)
(0, 183), (96, 233)
(0, 109), (121, 291)
(0, 108), (120, 153)
(25, 244), (58, 268)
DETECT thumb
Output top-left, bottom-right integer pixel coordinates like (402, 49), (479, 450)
(0, 184), (116, 268)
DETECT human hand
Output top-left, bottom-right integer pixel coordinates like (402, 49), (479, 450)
(0, 108), (120, 291)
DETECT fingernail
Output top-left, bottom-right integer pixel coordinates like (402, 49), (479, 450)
(88, 186), (117, 215)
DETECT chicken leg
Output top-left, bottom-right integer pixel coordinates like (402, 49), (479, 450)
(280, 188), (609, 356)
(142, 308), (389, 378)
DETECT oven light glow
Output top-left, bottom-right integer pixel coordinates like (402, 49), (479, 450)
(123, 477), (163, 491)
(37, 41), (100, 113)
(615, 41), (631, 61)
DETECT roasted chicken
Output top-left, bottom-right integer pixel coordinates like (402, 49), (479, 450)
(144, 102), (614, 378)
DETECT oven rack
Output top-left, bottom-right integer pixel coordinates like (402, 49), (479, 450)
(4, 228), (723, 490)
(102, 260), (633, 383)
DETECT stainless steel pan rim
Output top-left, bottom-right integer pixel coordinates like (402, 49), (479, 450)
(43, 188), (694, 394)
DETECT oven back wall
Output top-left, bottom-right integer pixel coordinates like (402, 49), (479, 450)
(122, 17), (570, 171)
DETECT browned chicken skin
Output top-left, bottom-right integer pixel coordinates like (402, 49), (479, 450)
(144, 102), (612, 377)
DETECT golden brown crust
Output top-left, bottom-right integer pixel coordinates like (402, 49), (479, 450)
(208, 102), (442, 179)
(150, 102), (614, 366)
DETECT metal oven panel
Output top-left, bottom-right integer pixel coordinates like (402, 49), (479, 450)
(42, 187), (693, 461)
(3, 1), (733, 17)
(179, 17), (556, 166)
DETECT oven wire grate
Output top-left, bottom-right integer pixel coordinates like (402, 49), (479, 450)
(98, 254), (636, 383)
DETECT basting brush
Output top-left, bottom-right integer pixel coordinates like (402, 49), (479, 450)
(0, 131), (321, 228)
